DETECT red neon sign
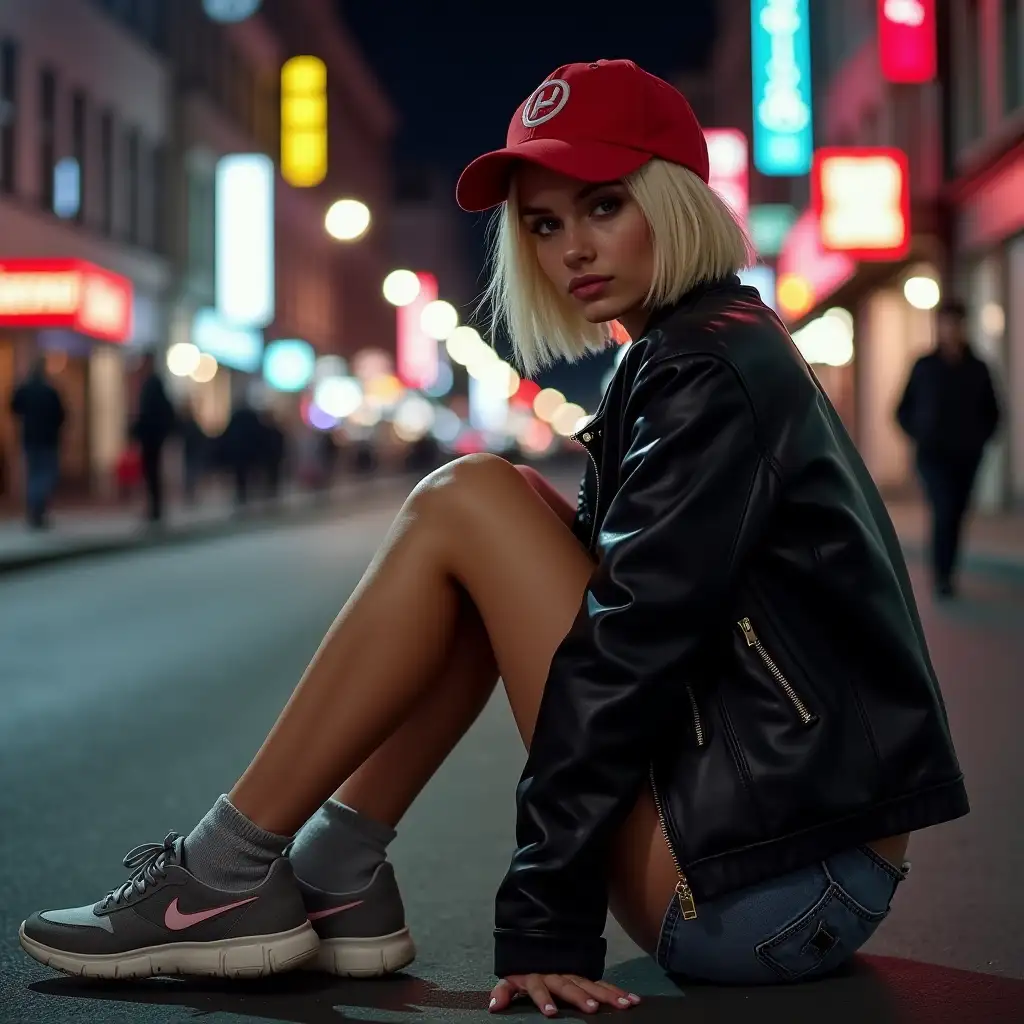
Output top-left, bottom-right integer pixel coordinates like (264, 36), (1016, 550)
(776, 208), (857, 322)
(704, 128), (749, 229)
(0, 258), (133, 342)
(812, 147), (911, 261)
(878, 0), (936, 83)
(396, 272), (439, 390)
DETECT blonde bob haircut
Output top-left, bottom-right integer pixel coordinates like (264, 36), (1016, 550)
(480, 157), (754, 377)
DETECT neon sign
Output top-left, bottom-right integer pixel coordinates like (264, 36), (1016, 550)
(397, 272), (439, 390)
(0, 259), (133, 342)
(812, 147), (911, 260)
(878, 0), (936, 83)
(776, 209), (857, 322)
(704, 129), (749, 229)
(751, 0), (814, 176)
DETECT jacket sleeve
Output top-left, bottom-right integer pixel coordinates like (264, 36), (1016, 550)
(493, 355), (781, 980)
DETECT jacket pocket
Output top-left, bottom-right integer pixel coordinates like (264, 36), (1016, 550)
(737, 617), (818, 726)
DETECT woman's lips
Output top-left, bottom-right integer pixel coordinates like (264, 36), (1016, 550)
(570, 276), (612, 300)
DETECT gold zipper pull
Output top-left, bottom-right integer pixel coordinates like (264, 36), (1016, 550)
(738, 617), (758, 647)
(675, 879), (697, 920)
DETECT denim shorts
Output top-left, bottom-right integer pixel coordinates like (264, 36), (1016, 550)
(656, 846), (909, 984)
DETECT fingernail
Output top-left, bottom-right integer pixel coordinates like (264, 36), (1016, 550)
(629, 993), (641, 1003)
(618, 997), (632, 1006)
(489, 997), (497, 1010)
(544, 1004), (557, 1015)
(586, 999), (599, 1008)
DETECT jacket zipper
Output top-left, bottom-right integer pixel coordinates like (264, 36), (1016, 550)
(737, 617), (816, 725)
(686, 685), (705, 746)
(649, 764), (697, 920)
(571, 426), (602, 550)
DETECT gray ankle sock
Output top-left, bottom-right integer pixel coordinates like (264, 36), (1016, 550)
(287, 798), (396, 893)
(183, 794), (293, 891)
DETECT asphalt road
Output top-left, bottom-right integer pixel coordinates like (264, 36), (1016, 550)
(1, 482), (1022, 1023)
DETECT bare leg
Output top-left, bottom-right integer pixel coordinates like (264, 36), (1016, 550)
(229, 454), (678, 954)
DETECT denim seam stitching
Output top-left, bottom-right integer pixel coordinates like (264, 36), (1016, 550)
(655, 897), (680, 971)
(858, 844), (907, 883)
(824, 858), (890, 921)
(754, 880), (838, 979)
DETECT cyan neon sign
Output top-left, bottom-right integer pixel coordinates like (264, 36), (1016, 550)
(751, 0), (814, 176)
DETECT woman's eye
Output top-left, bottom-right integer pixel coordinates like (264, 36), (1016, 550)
(593, 196), (622, 216)
(530, 218), (559, 236)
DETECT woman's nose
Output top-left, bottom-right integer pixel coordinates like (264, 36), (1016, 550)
(562, 227), (595, 270)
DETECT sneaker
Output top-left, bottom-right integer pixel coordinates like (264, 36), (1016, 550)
(19, 831), (319, 980)
(292, 859), (416, 977)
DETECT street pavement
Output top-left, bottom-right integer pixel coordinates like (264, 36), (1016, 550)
(0, 483), (1022, 1023)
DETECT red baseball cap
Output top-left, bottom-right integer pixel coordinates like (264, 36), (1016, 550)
(456, 60), (710, 213)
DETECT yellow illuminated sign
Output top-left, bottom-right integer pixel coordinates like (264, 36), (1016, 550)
(281, 56), (327, 188)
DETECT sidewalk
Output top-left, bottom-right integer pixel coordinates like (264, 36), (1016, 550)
(3, 483), (1024, 579)
(887, 499), (1024, 576)
(0, 474), (418, 575)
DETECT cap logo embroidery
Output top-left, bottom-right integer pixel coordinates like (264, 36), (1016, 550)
(522, 79), (570, 127)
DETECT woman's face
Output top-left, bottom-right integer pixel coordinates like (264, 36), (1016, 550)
(515, 164), (655, 338)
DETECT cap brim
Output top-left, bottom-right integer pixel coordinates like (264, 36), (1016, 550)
(456, 138), (651, 212)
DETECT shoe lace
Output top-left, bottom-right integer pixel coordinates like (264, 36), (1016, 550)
(101, 831), (183, 909)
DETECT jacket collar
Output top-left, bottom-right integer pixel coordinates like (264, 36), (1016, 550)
(638, 274), (742, 339)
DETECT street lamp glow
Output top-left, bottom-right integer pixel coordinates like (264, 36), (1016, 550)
(382, 270), (421, 307)
(420, 299), (459, 340)
(446, 325), (483, 365)
(325, 199), (371, 241)
(552, 402), (586, 437)
(533, 387), (565, 422)
(191, 353), (219, 384)
(167, 342), (201, 377)
(904, 275), (940, 310)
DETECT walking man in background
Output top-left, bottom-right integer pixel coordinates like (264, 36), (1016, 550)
(131, 353), (177, 524)
(897, 301), (1000, 597)
(10, 356), (65, 529)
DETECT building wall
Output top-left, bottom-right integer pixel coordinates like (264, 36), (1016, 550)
(949, 0), (1024, 508)
(0, 0), (172, 498)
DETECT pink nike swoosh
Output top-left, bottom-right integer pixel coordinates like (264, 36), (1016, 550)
(307, 900), (364, 922)
(164, 895), (259, 931)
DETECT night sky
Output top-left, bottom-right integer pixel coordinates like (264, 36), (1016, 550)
(338, 2), (717, 403)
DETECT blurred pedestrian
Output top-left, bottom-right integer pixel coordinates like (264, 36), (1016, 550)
(10, 355), (65, 529)
(131, 353), (177, 524)
(20, 62), (966, 1015)
(220, 396), (264, 508)
(259, 412), (286, 501)
(178, 402), (209, 505)
(897, 300), (1000, 597)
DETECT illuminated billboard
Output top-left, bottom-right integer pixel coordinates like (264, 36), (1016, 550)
(215, 153), (275, 329)
(878, 0), (936, 83)
(704, 129), (749, 229)
(397, 272), (439, 390)
(281, 56), (327, 188)
(751, 0), (814, 176)
(0, 258), (133, 342)
(812, 147), (911, 260)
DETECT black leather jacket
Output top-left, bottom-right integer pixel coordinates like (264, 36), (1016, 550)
(493, 277), (969, 979)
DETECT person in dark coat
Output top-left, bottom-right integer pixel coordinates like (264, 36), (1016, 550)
(131, 353), (177, 523)
(178, 403), (209, 505)
(220, 398), (265, 508)
(897, 300), (1001, 596)
(10, 356), (65, 528)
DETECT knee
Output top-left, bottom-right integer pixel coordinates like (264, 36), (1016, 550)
(410, 453), (522, 520)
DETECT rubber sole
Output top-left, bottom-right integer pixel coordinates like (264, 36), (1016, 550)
(302, 926), (416, 977)
(18, 919), (319, 979)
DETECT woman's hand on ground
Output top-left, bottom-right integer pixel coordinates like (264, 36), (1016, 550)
(488, 974), (641, 1015)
